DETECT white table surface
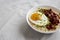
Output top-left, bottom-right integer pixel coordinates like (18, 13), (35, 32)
(0, 0), (60, 40)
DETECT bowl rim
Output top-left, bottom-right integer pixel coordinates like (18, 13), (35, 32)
(26, 5), (59, 34)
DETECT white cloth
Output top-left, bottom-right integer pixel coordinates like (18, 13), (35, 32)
(0, 0), (60, 40)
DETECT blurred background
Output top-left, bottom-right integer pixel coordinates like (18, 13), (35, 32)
(0, 0), (60, 40)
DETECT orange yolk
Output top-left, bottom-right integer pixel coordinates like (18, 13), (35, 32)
(31, 13), (40, 21)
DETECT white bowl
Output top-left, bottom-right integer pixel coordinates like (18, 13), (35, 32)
(26, 5), (60, 34)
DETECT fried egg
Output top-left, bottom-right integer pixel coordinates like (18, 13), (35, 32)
(29, 11), (50, 26)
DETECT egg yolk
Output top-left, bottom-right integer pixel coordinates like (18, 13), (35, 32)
(31, 13), (40, 21)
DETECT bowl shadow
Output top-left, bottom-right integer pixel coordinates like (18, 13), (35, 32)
(18, 20), (54, 40)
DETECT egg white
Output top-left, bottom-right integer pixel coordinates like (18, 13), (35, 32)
(29, 11), (50, 26)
